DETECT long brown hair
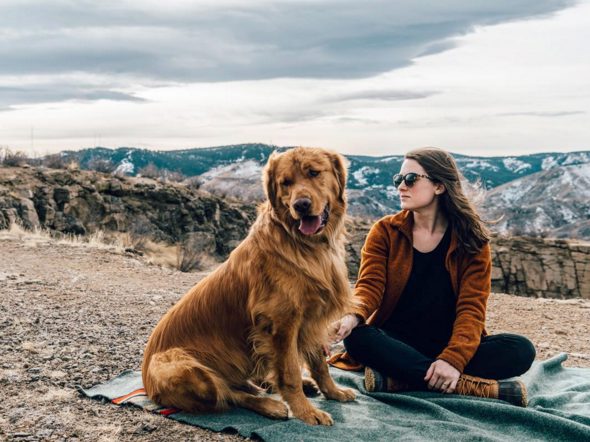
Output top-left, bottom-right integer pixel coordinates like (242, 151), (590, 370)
(405, 147), (490, 255)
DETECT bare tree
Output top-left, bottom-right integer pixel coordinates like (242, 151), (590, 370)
(1, 148), (29, 167)
(138, 162), (160, 179)
(43, 154), (68, 169)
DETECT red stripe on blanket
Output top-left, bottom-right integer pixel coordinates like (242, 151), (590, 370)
(112, 388), (146, 405)
(158, 407), (179, 416)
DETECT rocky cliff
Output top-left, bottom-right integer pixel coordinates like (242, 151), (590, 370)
(492, 236), (589, 299)
(0, 166), (256, 257)
(344, 225), (590, 300)
(1, 165), (588, 299)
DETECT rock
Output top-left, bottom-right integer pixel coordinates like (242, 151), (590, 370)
(17, 198), (40, 229)
(491, 236), (590, 299)
(53, 187), (70, 207)
(0, 167), (257, 258)
(348, 223), (589, 299)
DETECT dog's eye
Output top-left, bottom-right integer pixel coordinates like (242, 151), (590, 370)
(281, 179), (293, 187)
(309, 170), (320, 178)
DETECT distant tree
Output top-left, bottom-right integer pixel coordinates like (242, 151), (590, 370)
(43, 154), (68, 169)
(87, 158), (116, 174)
(162, 169), (186, 183)
(1, 148), (29, 167)
(138, 162), (161, 179)
(66, 160), (80, 171)
(184, 176), (204, 190)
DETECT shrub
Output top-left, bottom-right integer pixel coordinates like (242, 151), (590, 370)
(43, 154), (68, 169)
(162, 170), (185, 183)
(176, 243), (205, 272)
(1, 148), (29, 167)
(138, 163), (161, 179)
(87, 158), (116, 174)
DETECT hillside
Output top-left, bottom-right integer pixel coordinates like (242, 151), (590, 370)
(1, 229), (589, 440)
(481, 163), (590, 238)
(0, 166), (257, 258)
(58, 145), (590, 231)
(1, 165), (588, 299)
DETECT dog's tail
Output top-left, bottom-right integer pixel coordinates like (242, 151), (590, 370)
(143, 347), (230, 413)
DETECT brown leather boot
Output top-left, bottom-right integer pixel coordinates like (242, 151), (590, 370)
(364, 367), (413, 393)
(455, 373), (528, 407)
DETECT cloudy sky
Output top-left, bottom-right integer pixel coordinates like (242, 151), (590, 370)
(1, 0), (589, 157)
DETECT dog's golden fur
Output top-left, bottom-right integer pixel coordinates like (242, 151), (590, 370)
(142, 147), (355, 425)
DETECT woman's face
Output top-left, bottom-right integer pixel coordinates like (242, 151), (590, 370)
(397, 159), (443, 211)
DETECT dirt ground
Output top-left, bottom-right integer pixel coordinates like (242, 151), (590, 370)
(1, 231), (589, 441)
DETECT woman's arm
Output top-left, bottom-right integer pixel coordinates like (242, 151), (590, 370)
(350, 220), (390, 322)
(437, 242), (491, 372)
(328, 220), (390, 346)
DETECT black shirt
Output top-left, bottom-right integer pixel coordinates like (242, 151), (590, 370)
(383, 226), (456, 355)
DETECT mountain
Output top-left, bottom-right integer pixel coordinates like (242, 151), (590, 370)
(62, 144), (590, 190)
(61, 144), (277, 177)
(481, 163), (590, 239)
(59, 144), (590, 237)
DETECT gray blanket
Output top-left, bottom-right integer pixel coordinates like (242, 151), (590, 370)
(81, 353), (590, 441)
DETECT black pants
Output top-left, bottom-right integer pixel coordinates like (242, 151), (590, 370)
(344, 325), (536, 386)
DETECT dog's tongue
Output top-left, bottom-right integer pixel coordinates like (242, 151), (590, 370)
(299, 216), (321, 235)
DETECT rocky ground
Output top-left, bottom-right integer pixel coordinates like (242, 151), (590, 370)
(1, 230), (589, 441)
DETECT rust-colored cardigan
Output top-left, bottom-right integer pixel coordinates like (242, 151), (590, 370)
(329, 210), (491, 373)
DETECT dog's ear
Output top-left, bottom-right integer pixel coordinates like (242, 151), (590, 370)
(263, 151), (280, 206)
(327, 151), (348, 202)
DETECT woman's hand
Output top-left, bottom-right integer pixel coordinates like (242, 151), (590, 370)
(323, 314), (361, 357)
(424, 359), (460, 393)
(330, 314), (360, 344)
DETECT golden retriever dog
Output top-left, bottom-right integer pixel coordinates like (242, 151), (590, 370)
(142, 147), (355, 426)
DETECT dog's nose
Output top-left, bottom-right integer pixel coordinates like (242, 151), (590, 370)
(293, 198), (312, 214)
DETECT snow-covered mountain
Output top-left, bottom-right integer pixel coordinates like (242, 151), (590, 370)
(481, 163), (590, 239)
(59, 145), (590, 238)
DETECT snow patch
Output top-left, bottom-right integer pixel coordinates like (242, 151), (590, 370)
(563, 152), (590, 166)
(496, 178), (534, 204)
(385, 185), (398, 200)
(352, 166), (379, 186)
(202, 160), (262, 180)
(541, 156), (558, 170)
(503, 157), (532, 173)
(377, 156), (401, 163)
(462, 159), (499, 171)
(114, 158), (134, 175)
(530, 207), (553, 232)
(560, 207), (577, 223)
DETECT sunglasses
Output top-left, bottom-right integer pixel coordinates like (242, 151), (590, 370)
(393, 172), (434, 188)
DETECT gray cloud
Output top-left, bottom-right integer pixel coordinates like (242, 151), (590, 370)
(0, 84), (145, 110)
(0, 0), (576, 108)
(0, 0), (575, 81)
(324, 89), (438, 102)
(497, 111), (586, 117)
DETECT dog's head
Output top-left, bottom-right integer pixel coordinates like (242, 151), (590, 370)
(263, 147), (347, 238)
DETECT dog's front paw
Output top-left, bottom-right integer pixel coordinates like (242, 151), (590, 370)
(260, 397), (289, 420)
(295, 407), (334, 426)
(325, 387), (356, 402)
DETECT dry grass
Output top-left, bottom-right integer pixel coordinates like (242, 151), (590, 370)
(1, 223), (216, 275)
(2, 223), (125, 253)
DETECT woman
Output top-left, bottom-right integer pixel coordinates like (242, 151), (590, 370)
(328, 147), (535, 407)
